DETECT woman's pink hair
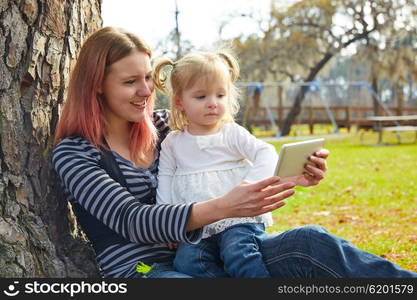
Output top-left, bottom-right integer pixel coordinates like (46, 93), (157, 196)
(54, 27), (158, 162)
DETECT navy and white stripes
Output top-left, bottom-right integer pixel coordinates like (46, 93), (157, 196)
(52, 110), (202, 277)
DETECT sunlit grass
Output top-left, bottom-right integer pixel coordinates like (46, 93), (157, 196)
(264, 130), (417, 272)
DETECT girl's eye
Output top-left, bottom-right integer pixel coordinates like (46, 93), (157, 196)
(218, 94), (225, 98)
(196, 95), (205, 100)
(145, 74), (152, 81)
(125, 80), (135, 84)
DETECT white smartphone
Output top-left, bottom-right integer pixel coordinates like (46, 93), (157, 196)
(274, 138), (325, 178)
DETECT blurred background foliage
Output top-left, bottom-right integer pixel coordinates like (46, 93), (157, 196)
(155, 0), (417, 135)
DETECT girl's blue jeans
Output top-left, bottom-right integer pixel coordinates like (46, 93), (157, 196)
(136, 225), (417, 278)
(174, 223), (270, 278)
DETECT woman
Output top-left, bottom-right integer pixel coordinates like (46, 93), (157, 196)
(52, 27), (416, 278)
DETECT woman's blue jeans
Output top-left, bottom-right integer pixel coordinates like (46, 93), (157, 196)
(260, 225), (417, 278)
(135, 225), (417, 278)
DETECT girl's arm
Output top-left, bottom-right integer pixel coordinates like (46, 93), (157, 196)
(228, 123), (278, 182)
(229, 124), (329, 187)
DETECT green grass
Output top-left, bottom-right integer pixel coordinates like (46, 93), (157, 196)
(265, 131), (417, 272)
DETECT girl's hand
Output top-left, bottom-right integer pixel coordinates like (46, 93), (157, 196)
(283, 148), (329, 187)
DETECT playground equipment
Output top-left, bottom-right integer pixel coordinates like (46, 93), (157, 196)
(237, 81), (417, 136)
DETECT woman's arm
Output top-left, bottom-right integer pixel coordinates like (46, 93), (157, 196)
(53, 138), (296, 242)
(52, 137), (200, 244)
(186, 176), (295, 231)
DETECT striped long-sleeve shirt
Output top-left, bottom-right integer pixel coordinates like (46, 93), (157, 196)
(52, 110), (203, 278)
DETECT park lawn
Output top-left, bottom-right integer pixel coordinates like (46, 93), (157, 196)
(266, 132), (417, 272)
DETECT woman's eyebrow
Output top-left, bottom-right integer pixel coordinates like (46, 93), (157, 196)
(120, 71), (152, 79)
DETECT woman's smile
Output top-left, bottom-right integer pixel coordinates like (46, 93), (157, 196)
(130, 98), (147, 110)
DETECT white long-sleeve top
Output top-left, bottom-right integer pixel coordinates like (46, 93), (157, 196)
(156, 122), (279, 238)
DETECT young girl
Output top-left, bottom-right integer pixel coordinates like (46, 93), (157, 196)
(153, 50), (282, 277)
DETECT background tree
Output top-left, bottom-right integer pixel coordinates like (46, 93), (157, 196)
(352, 31), (417, 116)
(154, 0), (193, 61)
(374, 31), (417, 115)
(0, 0), (101, 277)
(232, 0), (417, 135)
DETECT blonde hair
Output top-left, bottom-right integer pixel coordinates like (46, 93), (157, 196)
(153, 50), (241, 131)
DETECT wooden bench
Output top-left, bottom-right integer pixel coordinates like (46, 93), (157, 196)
(381, 126), (417, 144)
(361, 115), (417, 145)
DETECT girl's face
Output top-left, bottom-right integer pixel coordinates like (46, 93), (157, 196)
(101, 50), (153, 128)
(177, 76), (228, 135)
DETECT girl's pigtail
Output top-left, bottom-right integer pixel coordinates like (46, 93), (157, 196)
(218, 50), (241, 120)
(153, 57), (175, 94)
(218, 51), (240, 82)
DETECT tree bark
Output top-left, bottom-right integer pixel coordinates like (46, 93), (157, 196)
(0, 0), (102, 277)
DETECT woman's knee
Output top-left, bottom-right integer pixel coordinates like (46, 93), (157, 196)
(298, 225), (328, 235)
(261, 225), (329, 253)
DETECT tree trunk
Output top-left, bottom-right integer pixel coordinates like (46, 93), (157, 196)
(242, 86), (262, 133)
(0, 0), (102, 277)
(371, 75), (380, 116)
(395, 82), (404, 116)
(280, 53), (334, 136)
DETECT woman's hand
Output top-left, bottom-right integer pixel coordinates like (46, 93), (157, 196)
(187, 177), (296, 231)
(220, 177), (296, 218)
(282, 148), (329, 187)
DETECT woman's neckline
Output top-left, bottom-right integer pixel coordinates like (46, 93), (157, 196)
(102, 137), (157, 169)
(110, 149), (158, 170)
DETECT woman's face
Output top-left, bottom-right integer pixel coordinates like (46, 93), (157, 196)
(101, 50), (153, 127)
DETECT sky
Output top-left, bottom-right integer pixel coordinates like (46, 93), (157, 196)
(101, 0), (273, 52)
